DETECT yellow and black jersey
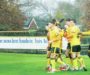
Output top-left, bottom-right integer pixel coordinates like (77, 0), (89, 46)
(70, 25), (81, 46)
(49, 26), (60, 48)
(64, 26), (73, 43)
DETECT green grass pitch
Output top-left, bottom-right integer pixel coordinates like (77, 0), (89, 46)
(0, 53), (90, 75)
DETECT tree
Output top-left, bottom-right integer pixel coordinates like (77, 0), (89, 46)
(75, 0), (90, 30)
(81, 0), (90, 30)
(55, 2), (81, 24)
(0, 0), (24, 31)
(55, 10), (64, 20)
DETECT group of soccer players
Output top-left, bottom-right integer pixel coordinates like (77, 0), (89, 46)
(45, 18), (88, 73)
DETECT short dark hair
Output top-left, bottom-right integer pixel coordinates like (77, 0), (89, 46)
(66, 18), (71, 21)
(51, 19), (56, 24)
(59, 19), (64, 23)
(71, 19), (76, 23)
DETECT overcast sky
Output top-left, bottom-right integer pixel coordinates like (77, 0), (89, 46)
(33, 0), (75, 17)
(19, 0), (75, 17)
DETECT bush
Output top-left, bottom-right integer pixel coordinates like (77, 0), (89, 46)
(0, 29), (47, 36)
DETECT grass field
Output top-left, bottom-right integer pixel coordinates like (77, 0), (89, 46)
(0, 53), (90, 75)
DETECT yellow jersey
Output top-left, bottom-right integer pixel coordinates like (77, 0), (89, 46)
(59, 29), (64, 49)
(65, 26), (73, 43)
(70, 25), (81, 46)
(49, 26), (60, 48)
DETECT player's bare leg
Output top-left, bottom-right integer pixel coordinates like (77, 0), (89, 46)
(46, 44), (51, 71)
(77, 52), (87, 71)
(48, 53), (56, 73)
(71, 52), (78, 71)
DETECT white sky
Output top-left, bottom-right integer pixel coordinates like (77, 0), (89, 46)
(34, 0), (75, 17)
(19, 0), (75, 17)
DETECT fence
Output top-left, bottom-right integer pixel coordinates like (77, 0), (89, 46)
(0, 29), (46, 36)
(0, 31), (90, 55)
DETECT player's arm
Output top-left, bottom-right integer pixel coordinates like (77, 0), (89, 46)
(77, 28), (82, 38)
(77, 32), (83, 38)
(63, 28), (73, 39)
(52, 34), (60, 42)
(48, 31), (60, 44)
(63, 31), (67, 37)
(66, 33), (73, 39)
(49, 35), (60, 44)
(82, 31), (90, 35)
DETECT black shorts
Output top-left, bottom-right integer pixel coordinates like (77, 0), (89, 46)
(51, 47), (60, 53)
(47, 44), (52, 51)
(72, 45), (81, 52)
(67, 43), (71, 50)
(69, 53), (72, 59)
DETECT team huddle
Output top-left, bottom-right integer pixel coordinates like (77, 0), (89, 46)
(45, 19), (88, 73)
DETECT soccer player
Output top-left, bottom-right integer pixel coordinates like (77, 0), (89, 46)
(64, 19), (73, 67)
(55, 19), (64, 61)
(45, 23), (52, 71)
(70, 19), (87, 71)
(65, 19), (73, 54)
(48, 19), (68, 73)
(52, 19), (68, 70)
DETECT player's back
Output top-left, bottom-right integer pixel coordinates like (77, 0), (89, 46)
(70, 25), (81, 46)
(49, 26), (60, 48)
